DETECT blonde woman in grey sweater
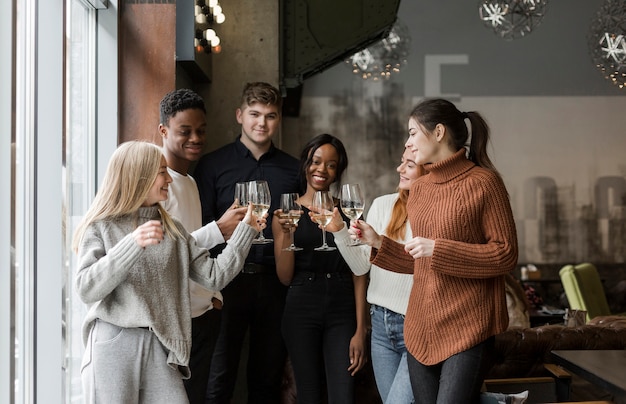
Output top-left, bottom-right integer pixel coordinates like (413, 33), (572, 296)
(72, 141), (264, 404)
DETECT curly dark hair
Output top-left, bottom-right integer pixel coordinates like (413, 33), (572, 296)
(159, 88), (206, 126)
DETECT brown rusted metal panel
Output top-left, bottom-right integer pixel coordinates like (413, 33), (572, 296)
(119, 0), (176, 145)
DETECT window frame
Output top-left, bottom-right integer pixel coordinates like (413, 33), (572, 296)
(0, 0), (118, 402)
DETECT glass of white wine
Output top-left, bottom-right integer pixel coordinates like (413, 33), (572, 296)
(248, 180), (273, 244)
(234, 182), (248, 208)
(340, 183), (365, 246)
(311, 190), (336, 251)
(280, 193), (303, 251)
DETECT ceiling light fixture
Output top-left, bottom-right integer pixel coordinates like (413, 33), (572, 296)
(588, 0), (626, 88)
(194, 0), (225, 54)
(344, 18), (411, 81)
(478, 0), (549, 40)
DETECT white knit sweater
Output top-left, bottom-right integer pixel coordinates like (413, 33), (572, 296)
(332, 193), (413, 315)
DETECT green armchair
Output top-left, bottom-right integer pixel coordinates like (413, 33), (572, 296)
(559, 263), (612, 322)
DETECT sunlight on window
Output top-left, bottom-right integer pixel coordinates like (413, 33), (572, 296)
(63, 2), (96, 402)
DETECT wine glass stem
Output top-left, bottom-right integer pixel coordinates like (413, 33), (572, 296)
(290, 227), (295, 248)
(351, 220), (360, 245)
(321, 226), (328, 247)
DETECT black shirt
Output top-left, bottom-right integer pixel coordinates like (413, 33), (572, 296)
(293, 206), (352, 276)
(194, 136), (300, 266)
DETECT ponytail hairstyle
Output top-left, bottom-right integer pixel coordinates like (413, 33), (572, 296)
(409, 99), (497, 172)
(72, 141), (183, 252)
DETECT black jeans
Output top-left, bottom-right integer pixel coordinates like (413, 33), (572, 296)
(407, 336), (495, 404)
(281, 271), (356, 404)
(206, 272), (287, 404)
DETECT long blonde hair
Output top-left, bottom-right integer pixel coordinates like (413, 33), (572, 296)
(72, 141), (182, 252)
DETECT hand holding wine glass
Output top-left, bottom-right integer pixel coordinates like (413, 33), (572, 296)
(248, 180), (273, 244)
(234, 182), (248, 208)
(349, 219), (383, 249)
(242, 202), (267, 233)
(311, 190), (336, 251)
(279, 193), (303, 251)
(340, 184), (365, 246)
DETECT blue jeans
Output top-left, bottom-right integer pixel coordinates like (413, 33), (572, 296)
(370, 304), (414, 404)
(407, 336), (495, 404)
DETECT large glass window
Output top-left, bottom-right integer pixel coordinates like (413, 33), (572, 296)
(0, 1), (11, 403)
(63, 2), (97, 402)
(1, 0), (113, 402)
(11, 0), (93, 401)
(13, 0), (38, 401)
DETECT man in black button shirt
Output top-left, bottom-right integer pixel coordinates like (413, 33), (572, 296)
(194, 82), (300, 404)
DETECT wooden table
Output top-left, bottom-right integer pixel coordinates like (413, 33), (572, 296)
(551, 350), (626, 400)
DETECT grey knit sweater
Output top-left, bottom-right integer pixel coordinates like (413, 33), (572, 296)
(75, 206), (257, 378)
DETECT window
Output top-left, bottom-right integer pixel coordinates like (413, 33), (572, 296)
(64, 1), (97, 402)
(0, 0), (116, 403)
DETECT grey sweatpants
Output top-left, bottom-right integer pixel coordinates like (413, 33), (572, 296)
(81, 320), (189, 404)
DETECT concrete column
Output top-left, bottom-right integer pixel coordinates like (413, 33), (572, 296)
(196, 0), (281, 152)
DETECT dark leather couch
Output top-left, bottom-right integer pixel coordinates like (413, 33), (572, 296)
(489, 315), (626, 379)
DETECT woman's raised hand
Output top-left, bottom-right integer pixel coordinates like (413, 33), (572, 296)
(309, 206), (346, 233)
(133, 220), (164, 248)
(404, 236), (435, 259)
(349, 220), (382, 249)
(274, 208), (294, 234)
(243, 202), (267, 233)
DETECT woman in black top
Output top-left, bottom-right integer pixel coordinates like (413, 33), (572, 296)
(273, 134), (368, 404)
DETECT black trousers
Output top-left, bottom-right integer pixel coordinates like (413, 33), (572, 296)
(184, 308), (222, 404)
(281, 271), (356, 404)
(206, 271), (287, 404)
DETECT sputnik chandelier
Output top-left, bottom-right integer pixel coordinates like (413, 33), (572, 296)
(479, 0), (549, 40)
(345, 19), (411, 81)
(194, 0), (226, 54)
(588, 0), (626, 89)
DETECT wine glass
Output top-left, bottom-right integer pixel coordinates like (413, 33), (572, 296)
(311, 190), (336, 251)
(340, 184), (365, 246)
(280, 193), (303, 251)
(234, 182), (248, 208)
(248, 180), (273, 244)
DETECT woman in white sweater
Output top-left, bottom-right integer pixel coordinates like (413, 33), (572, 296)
(328, 147), (424, 404)
(72, 141), (264, 404)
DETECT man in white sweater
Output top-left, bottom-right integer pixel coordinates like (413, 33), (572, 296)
(158, 89), (247, 404)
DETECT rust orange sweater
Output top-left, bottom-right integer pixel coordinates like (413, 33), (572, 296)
(370, 149), (518, 365)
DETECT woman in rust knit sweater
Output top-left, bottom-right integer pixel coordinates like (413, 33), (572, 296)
(351, 98), (518, 403)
